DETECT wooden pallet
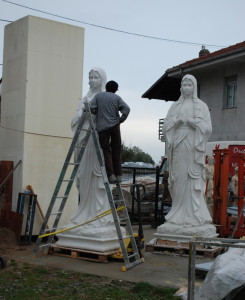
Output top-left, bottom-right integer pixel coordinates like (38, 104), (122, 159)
(145, 240), (224, 259)
(49, 245), (117, 263)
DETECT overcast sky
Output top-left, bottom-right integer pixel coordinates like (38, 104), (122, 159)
(0, 0), (245, 163)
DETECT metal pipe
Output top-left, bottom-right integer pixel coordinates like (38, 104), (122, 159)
(154, 166), (160, 225)
(187, 241), (193, 300)
(187, 236), (245, 300)
(187, 238), (196, 300)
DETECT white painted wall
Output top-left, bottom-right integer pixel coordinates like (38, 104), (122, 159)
(0, 16), (84, 234)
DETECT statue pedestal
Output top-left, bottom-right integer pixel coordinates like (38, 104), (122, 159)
(149, 222), (218, 246)
(156, 222), (217, 238)
(55, 224), (124, 252)
(147, 232), (221, 259)
(153, 233), (194, 243)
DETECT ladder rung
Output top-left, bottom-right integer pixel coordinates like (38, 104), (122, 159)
(120, 217), (129, 222)
(50, 211), (62, 216)
(39, 243), (51, 248)
(62, 179), (73, 182)
(80, 128), (91, 132)
(113, 199), (124, 203)
(68, 162), (79, 165)
(44, 228), (56, 233)
(124, 234), (134, 239)
(128, 253), (137, 259)
(74, 144), (88, 149)
(124, 258), (144, 270)
(56, 196), (68, 199)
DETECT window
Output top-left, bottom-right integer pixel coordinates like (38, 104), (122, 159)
(225, 76), (237, 108)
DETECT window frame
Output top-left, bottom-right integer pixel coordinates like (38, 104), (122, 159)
(224, 75), (237, 109)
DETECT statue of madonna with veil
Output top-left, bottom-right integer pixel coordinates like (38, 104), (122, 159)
(56, 67), (125, 251)
(156, 74), (216, 239)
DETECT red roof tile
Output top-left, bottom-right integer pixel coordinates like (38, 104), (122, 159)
(176, 41), (245, 68)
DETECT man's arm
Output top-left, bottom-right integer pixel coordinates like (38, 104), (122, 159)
(119, 113), (128, 123)
(118, 97), (130, 123)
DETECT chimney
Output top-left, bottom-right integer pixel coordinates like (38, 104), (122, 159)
(199, 45), (210, 57)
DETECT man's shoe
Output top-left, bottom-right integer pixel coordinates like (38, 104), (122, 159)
(109, 174), (117, 184)
(116, 176), (122, 183)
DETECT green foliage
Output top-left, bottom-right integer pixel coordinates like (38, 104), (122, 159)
(132, 281), (179, 300)
(122, 144), (154, 164)
(9, 259), (17, 267)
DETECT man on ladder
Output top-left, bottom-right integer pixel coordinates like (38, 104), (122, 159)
(90, 80), (130, 184)
(34, 75), (143, 270)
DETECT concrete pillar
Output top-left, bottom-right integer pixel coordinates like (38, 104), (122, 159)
(0, 15), (84, 234)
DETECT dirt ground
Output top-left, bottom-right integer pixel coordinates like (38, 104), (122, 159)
(0, 227), (24, 255)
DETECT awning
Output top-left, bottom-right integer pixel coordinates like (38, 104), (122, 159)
(142, 73), (181, 101)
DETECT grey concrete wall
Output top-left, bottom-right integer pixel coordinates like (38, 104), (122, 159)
(196, 61), (245, 142)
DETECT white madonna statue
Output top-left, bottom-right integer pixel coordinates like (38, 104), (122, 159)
(156, 74), (216, 238)
(56, 67), (125, 251)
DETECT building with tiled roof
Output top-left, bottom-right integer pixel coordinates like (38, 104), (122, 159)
(142, 41), (245, 144)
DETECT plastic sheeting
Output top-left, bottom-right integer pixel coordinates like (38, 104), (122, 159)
(196, 246), (245, 300)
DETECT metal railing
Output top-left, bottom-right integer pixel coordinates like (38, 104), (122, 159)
(158, 118), (165, 141)
(121, 165), (164, 226)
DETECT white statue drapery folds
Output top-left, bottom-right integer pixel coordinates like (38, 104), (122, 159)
(157, 74), (216, 237)
(56, 67), (125, 251)
(70, 67), (113, 228)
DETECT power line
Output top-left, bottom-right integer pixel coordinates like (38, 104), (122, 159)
(0, 18), (11, 22)
(0, 124), (72, 139)
(1, 0), (226, 48)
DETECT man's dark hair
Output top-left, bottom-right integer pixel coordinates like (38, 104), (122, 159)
(106, 81), (118, 93)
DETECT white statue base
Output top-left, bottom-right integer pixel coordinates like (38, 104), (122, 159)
(55, 224), (125, 252)
(157, 222), (217, 238)
(149, 222), (218, 245)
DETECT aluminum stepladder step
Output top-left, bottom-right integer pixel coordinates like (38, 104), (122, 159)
(33, 101), (143, 271)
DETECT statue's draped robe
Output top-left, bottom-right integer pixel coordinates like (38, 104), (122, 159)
(163, 97), (212, 227)
(69, 94), (114, 230)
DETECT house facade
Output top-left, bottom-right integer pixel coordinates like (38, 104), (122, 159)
(142, 41), (245, 144)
